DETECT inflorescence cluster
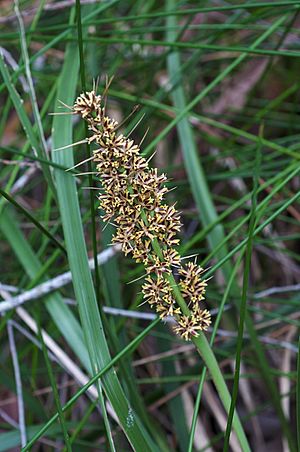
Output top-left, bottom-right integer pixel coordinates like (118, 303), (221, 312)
(73, 90), (211, 340)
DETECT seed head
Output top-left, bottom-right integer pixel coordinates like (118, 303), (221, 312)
(178, 262), (207, 305)
(73, 90), (211, 340)
(173, 308), (211, 341)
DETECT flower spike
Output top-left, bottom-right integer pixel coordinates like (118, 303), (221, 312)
(72, 89), (211, 340)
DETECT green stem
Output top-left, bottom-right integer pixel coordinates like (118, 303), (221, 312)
(75, 2), (114, 451)
(149, 226), (250, 450)
(193, 333), (251, 452)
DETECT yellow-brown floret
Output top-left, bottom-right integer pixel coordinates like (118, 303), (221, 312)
(73, 90), (211, 340)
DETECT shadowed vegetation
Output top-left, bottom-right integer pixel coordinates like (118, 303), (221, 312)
(0, 1), (300, 450)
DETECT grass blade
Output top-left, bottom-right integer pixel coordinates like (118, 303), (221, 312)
(0, 207), (91, 371)
(37, 317), (72, 451)
(188, 251), (245, 451)
(0, 55), (56, 196)
(166, 0), (231, 281)
(75, 2), (114, 449)
(51, 27), (158, 452)
(21, 318), (161, 449)
(223, 136), (261, 451)
(0, 188), (66, 255)
(166, 2), (249, 449)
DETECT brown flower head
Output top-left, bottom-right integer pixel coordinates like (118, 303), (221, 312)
(72, 89), (211, 340)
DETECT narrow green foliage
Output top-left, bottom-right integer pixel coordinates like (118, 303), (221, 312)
(37, 318), (72, 451)
(72, 84), (249, 448)
(0, 188), (66, 254)
(66, 399), (98, 448)
(75, 0), (101, 299)
(0, 207), (91, 371)
(21, 318), (161, 448)
(51, 28), (157, 452)
(223, 137), (261, 451)
(0, 56), (56, 195)
(144, 14), (289, 158)
(188, 252), (245, 452)
(166, 0), (232, 281)
(75, 2), (114, 449)
(1, 2), (299, 450)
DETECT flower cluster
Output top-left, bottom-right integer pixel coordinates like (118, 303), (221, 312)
(73, 90), (211, 340)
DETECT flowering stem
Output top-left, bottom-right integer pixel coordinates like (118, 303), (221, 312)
(71, 90), (250, 450)
(165, 257), (250, 450)
(193, 333), (251, 451)
(144, 218), (250, 449)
